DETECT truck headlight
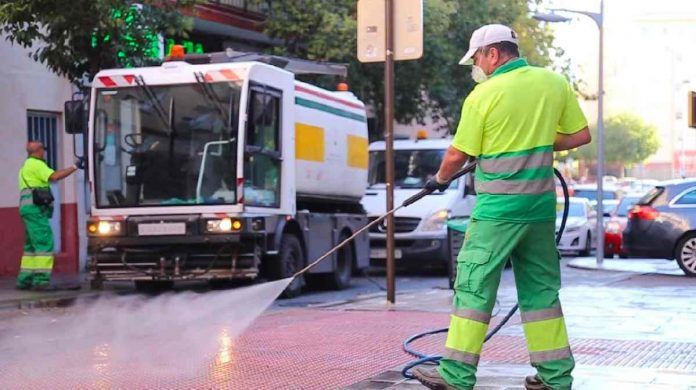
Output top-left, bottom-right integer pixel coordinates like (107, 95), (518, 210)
(421, 209), (449, 231)
(206, 218), (242, 233)
(88, 220), (124, 236)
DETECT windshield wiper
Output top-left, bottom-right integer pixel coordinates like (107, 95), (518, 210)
(134, 75), (173, 135)
(194, 72), (231, 132)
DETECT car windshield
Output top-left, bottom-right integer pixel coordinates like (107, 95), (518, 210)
(368, 149), (457, 189)
(617, 197), (642, 216)
(93, 82), (242, 208)
(557, 202), (585, 218)
(573, 189), (617, 201)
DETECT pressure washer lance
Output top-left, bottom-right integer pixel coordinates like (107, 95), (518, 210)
(293, 162), (478, 279)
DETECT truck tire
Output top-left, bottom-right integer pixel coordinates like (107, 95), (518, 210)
(275, 234), (305, 298)
(307, 233), (354, 291)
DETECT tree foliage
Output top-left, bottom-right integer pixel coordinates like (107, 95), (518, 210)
(0, 0), (198, 84)
(260, 0), (557, 137)
(573, 114), (660, 166)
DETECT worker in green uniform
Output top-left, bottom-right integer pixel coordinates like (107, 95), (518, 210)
(413, 24), (591, 390)
(17, 141), (82, 290)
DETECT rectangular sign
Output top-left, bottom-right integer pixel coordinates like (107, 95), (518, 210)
(357, 0), (423, 63)
(138, 222), (186, 236)
(370, 248), (403, 259)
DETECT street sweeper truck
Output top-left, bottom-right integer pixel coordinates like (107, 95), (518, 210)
(64, 47), (370, 297)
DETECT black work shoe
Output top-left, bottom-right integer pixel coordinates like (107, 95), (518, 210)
(525, 375), (552, 390)
(412, 366), (459, 390)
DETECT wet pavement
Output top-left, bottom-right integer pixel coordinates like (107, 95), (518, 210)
(0, 258), (693, 389)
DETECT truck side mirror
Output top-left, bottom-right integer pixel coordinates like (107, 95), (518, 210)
(64, 100), (86, 134)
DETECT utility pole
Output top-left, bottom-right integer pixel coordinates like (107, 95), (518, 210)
(384, 0), (396, 303)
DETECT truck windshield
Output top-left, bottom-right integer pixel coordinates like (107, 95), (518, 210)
(93, 82), (241, 208)
(368, 149), (456, 189)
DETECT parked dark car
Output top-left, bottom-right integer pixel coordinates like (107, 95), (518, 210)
(623, 179), (696, 276)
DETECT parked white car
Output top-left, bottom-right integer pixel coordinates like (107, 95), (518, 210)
(557, 197), (597, 255)
(361, 137), (476, 269)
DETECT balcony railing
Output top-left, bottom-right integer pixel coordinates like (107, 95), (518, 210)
(208, 0), (271, 15)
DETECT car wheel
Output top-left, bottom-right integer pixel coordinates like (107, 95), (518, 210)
(579, 232), (591, 256)
(675, 234), (696, 277)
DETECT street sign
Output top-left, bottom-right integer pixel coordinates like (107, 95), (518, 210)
(357, 0), (423, 63)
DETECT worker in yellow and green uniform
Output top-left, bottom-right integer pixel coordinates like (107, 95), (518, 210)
(412, 25), (591, 390)
(17, 141), (82, 290)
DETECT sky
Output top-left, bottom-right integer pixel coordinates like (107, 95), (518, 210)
(538, 0), (696, 171)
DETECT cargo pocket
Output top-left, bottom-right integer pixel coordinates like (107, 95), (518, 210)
(455, 248), (491, 293)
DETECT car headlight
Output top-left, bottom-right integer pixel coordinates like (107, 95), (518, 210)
(206, 217), (242, 233)
(564, 226), (580, 233)
(421, 209), (450, 231)
(87, 220), (124, 236)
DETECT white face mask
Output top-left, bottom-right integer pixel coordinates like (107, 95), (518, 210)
(471, 65), (488, 83)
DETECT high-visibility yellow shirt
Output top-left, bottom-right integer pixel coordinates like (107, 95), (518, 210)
(18, 157), (54, 190)
(452, 58), (587, 222)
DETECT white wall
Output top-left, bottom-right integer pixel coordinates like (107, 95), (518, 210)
(0, 36), (77, 207)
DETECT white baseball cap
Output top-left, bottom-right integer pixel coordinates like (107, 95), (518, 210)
(458, 24), (519, 65)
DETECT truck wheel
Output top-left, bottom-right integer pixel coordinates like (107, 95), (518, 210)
(277, 234), (305, 298)
(676, 234), (696, 277)
(306, 234), (354, 291)
(90, 277), (104, 291)
(326, 237), (354, 290)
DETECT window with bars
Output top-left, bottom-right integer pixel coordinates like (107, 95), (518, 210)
(27, 111), (59, 169)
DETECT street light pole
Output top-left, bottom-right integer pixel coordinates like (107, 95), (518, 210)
(596, 0), (605, 265)
(533, 1), (605, 264)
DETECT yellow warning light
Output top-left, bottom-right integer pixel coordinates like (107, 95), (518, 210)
(416, 129), (428, 140)
(232, 220), (243, 230)
(337, 82), (349, 91)
(88, 224), (97, 233)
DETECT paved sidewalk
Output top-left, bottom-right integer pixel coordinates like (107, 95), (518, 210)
(346, 259), (696, 389)
(0, 260), (694, 389)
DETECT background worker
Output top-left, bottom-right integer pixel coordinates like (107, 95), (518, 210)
(17, 141), (83, 290)
(412, 24), (591, 390)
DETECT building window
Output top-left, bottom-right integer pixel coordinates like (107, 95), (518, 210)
(27, 111), (59, 169)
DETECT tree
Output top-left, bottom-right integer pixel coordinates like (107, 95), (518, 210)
(259, 0), (557, 138)
(573, 114), (660, 167)
(0, 0), (198, 84)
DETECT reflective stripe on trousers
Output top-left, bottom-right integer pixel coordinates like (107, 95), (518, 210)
(520, 305), (572, 363)
(443, 307), (491, 366)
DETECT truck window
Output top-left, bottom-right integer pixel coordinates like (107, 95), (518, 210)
(244, 86), (282, 207)
(92, 82), (241, 208)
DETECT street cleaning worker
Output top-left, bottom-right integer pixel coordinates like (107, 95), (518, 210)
(412, 24), (591, 390)
(17, 141), (83, 290)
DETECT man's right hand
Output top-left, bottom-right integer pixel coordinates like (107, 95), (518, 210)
(425, 176), (449, 192)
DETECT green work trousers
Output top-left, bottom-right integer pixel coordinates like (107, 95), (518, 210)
(439, 219), (574, 390)
(16, 203), (54, 289)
